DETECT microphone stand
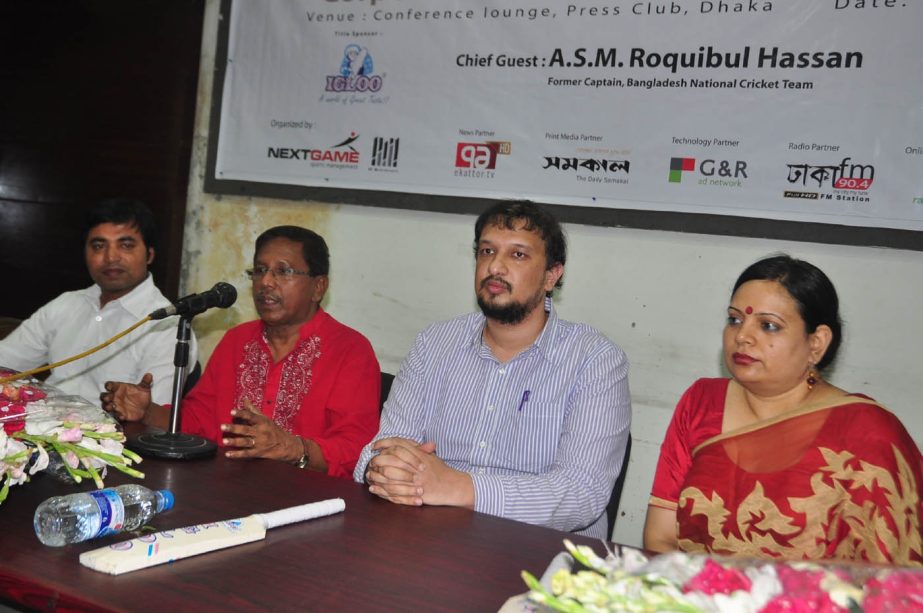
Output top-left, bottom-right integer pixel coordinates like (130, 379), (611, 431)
(128, 314), (217, 460)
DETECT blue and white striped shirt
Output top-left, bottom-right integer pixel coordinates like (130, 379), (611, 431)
(354, 306), (631, 538)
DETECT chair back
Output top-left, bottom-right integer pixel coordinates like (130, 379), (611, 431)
(606, 433), (632, 539)
(0, 317), (50, 381)
(379, 372), (395, 413)
(0, 317), (22, 340)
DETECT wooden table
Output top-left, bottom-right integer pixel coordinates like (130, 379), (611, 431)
(0, 444), (603, 612)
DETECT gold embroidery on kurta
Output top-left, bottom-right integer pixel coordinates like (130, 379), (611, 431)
(677, 445), (921, 565)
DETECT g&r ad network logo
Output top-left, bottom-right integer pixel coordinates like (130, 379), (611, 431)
(668, 157), (696, 183)
(669, 156), (748, 187)
(454, 141), (511, 178)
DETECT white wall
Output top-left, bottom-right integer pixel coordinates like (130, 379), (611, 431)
(182, 1), (923, 547)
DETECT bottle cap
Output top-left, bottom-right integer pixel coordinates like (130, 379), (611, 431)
(159, 490), (175, 511)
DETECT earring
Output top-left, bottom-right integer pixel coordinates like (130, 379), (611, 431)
(806, 366), (818, 390)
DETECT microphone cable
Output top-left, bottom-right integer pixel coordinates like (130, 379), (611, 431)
(0, 315), (153, 386)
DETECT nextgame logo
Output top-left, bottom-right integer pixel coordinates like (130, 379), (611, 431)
(784, 157), (874, 203)
(669, 157), (748, 187)
(325, 44), (383, 92)
(266, 132), (360, 167)
(454, 141), (511, 179)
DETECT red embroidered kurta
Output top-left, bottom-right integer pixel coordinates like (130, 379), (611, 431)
(181, 308), (381, 479)
(651, 378), (923, 565)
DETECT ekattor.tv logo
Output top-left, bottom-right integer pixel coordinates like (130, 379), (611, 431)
(325, 44), (383, 92)
(668, 157), (696, 183)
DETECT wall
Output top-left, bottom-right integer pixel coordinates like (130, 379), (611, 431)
(0, 1), (203, 316)
(182, 0), (923, 547)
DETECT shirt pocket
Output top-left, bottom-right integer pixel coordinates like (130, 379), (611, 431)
(504, 401), (564, 474)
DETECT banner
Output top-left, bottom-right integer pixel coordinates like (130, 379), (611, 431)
(214, 0), (923, 232)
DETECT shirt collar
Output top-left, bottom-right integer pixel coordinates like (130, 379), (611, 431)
(260, 306), (329, 343)
(81, 274), (156, 318)
(466, 301), (562, 364)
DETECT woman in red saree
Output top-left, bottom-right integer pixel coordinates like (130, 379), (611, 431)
(644, 255), (922, 566)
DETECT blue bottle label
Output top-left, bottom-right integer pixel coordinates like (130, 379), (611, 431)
(89, 490), (126, 538)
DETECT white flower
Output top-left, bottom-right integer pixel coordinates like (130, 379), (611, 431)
(100, 438), (124, 455)
(25, 419), (64, 436)
(28, 443), (49, 475)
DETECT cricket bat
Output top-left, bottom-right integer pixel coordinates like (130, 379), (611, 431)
(79, 498), (345, 575)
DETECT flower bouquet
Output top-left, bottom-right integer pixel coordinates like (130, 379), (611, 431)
(518, 540), (923, 612)
(0, 370), (143, 505)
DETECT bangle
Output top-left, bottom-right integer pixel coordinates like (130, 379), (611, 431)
(294, 436), (310, 469)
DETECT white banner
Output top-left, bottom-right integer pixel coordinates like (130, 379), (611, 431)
(214, 0), (923, 232)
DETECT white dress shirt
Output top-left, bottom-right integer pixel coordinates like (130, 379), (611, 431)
(0, 275), (197, 406)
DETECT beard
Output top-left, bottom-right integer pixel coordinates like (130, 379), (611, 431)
(477, 296), (532, 324)
(477, 282), (546, 325)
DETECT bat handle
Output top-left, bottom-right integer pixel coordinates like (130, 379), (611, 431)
(256, 498), (346, 529)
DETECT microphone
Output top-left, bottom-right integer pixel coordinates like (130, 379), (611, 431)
(149, 282), (238, 320)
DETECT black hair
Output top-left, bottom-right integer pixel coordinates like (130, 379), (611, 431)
(255, 226), (329, 276)
(733, 254), (842, 369)
(84, 198), (158, 251)
(473, 200), (566, 295)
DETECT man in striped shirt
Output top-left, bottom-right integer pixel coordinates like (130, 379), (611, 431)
(355, 201), (631, 538)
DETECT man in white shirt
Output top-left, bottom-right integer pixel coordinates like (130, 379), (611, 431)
(0, 198), (196, 406)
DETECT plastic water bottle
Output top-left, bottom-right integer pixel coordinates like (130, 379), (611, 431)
(34, 484), (174, 547)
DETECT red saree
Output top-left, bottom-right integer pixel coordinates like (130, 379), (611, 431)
(651, 378), (922, 566)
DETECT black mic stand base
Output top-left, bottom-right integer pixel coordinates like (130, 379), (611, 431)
(128, 431), (217, 460)
(126, 314), (216, 460)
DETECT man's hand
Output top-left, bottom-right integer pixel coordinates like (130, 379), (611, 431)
(101, 373), (154, 422)
(220, 399), (302, 462)
(367, 439), (474, 509)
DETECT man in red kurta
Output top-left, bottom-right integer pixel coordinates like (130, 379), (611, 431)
(102, 226), (380, 479)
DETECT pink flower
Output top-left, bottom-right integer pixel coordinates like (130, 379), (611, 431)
(63, 451), (80, 469)
(57, 427), (84, 443)
(1, 403), (26, 435)
(863, 571), (923, 612)
(18, 387), (45, 402)
(760, 566), (847, 613)
(683, 558), (752, 595)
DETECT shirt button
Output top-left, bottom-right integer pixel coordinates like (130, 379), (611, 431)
(95, 316), (102, 322)
(479, 441), (487, 448)
(486, 404), (495, 411)
(478, 468), (485, 474)
(498, 368), (506, 375)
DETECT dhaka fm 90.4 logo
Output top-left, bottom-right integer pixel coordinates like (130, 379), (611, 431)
(325, 44), (384, 93)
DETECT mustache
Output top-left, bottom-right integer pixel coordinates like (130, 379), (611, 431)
(254, 291), (280, 302)
(480, 276), (511, 291)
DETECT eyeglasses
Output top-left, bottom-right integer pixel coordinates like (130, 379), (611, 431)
(245, 266), (314, 281)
